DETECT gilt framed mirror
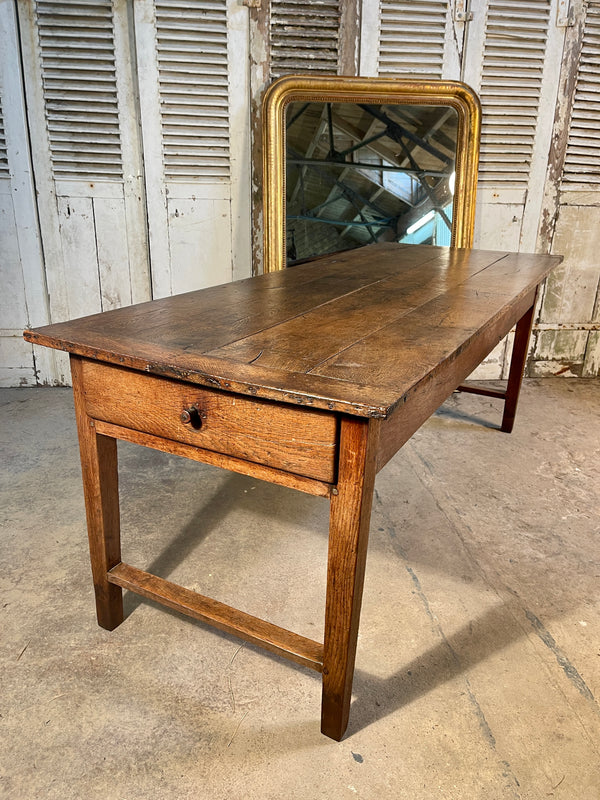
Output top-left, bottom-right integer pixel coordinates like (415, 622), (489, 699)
(262, 75), (481, 272)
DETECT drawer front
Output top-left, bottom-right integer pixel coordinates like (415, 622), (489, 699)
(79, 360), (338, 483)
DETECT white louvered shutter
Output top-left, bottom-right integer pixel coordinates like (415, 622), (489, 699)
(0, 81), (33, 385)
(156, 0), (230, 180)
(36, 0), (123, 181)
(1, 1), (56, 385)
(533, 1), (600, 379)
(17, 0), (151, 359)
(462, 0), (565, 252)
(461, 0), (566, 378)
(270, 0), (342, 77)
(377, 0), (459, 78)
(134, 0), (251, 298)
(0, 31), (31, 386)
(476, 0), (552, 190)
(0, 97), (9, 178)
(561, 1), (600, 188)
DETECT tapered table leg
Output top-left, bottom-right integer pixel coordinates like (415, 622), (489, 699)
(71, 356), (123, 630)
(321, 417), (379, 741)
(501, 295), (537, 434)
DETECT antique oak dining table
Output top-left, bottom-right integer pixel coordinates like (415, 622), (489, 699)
(24, 241), (560, 740)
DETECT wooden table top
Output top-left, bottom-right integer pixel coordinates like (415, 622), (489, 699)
(24, 243), (560, 418)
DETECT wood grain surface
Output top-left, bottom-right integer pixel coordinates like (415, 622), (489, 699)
(321, 416), (379, 740)
(78, 358), (338, 482)
(93, 419), (334, 497)
(71, 356), (123, 631)
(25, 243), (561, 418)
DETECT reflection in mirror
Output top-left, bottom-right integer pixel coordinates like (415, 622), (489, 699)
(285, 102), (458, 265)
(262, 76), (480, 272)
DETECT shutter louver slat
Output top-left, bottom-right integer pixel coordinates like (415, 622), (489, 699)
(270, 0), (341, 78)
(0, 94), (9, 178)
(35, 0), (122, 181)
(562, 3), (600, 187)
(478, 0), (551, 188)
(156, 1), (230, 180)
(378, 0), (448, 77)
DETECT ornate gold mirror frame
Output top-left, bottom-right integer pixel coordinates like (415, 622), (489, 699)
(262, 75), (481, 273)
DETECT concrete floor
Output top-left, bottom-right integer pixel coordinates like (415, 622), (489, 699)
(1, 379), (599, 799)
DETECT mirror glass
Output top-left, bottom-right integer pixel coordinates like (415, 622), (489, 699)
(285, 102), (458, 265)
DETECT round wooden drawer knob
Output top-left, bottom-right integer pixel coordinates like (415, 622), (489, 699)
(180, 406), (203, 429)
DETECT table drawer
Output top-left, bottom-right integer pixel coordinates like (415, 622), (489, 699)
(78, 359), (338, 483)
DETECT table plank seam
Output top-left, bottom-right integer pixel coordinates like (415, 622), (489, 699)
(303, 259), (512, 377)
(309, 275), (551, 387)
(202, 249), (454, 355)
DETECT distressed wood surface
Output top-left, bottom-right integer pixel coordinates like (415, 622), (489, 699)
(25, 243), (560, 418)
(15, 0), (152, 385)
(376, 287), (537, 471)
(79, 357), (338, 483)
(93, 196), (133, 311)
(0, 0), (55, 385)
(57, 196), (103, 321)
(247, 0), (269, 276)
(167, 196), (233, 295)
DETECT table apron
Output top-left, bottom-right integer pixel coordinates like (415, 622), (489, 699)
(76, 357), (339, 484)
(93, 418), (334, 498)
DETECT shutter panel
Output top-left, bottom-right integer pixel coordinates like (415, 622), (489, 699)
(156, 0), (230, 180)
(460, 0), (565, 379)
(1, 0), (57, 385)
(477, 0), (552, 188)
(561, 1), (600, 187)
(135, 0), (251, 297)
(270, 0), (341, 77)
(378, 0), (449, 77)
(18, 0), (151, 357)
(35, 0), (122, 181)
(0, 96), (8, 178)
